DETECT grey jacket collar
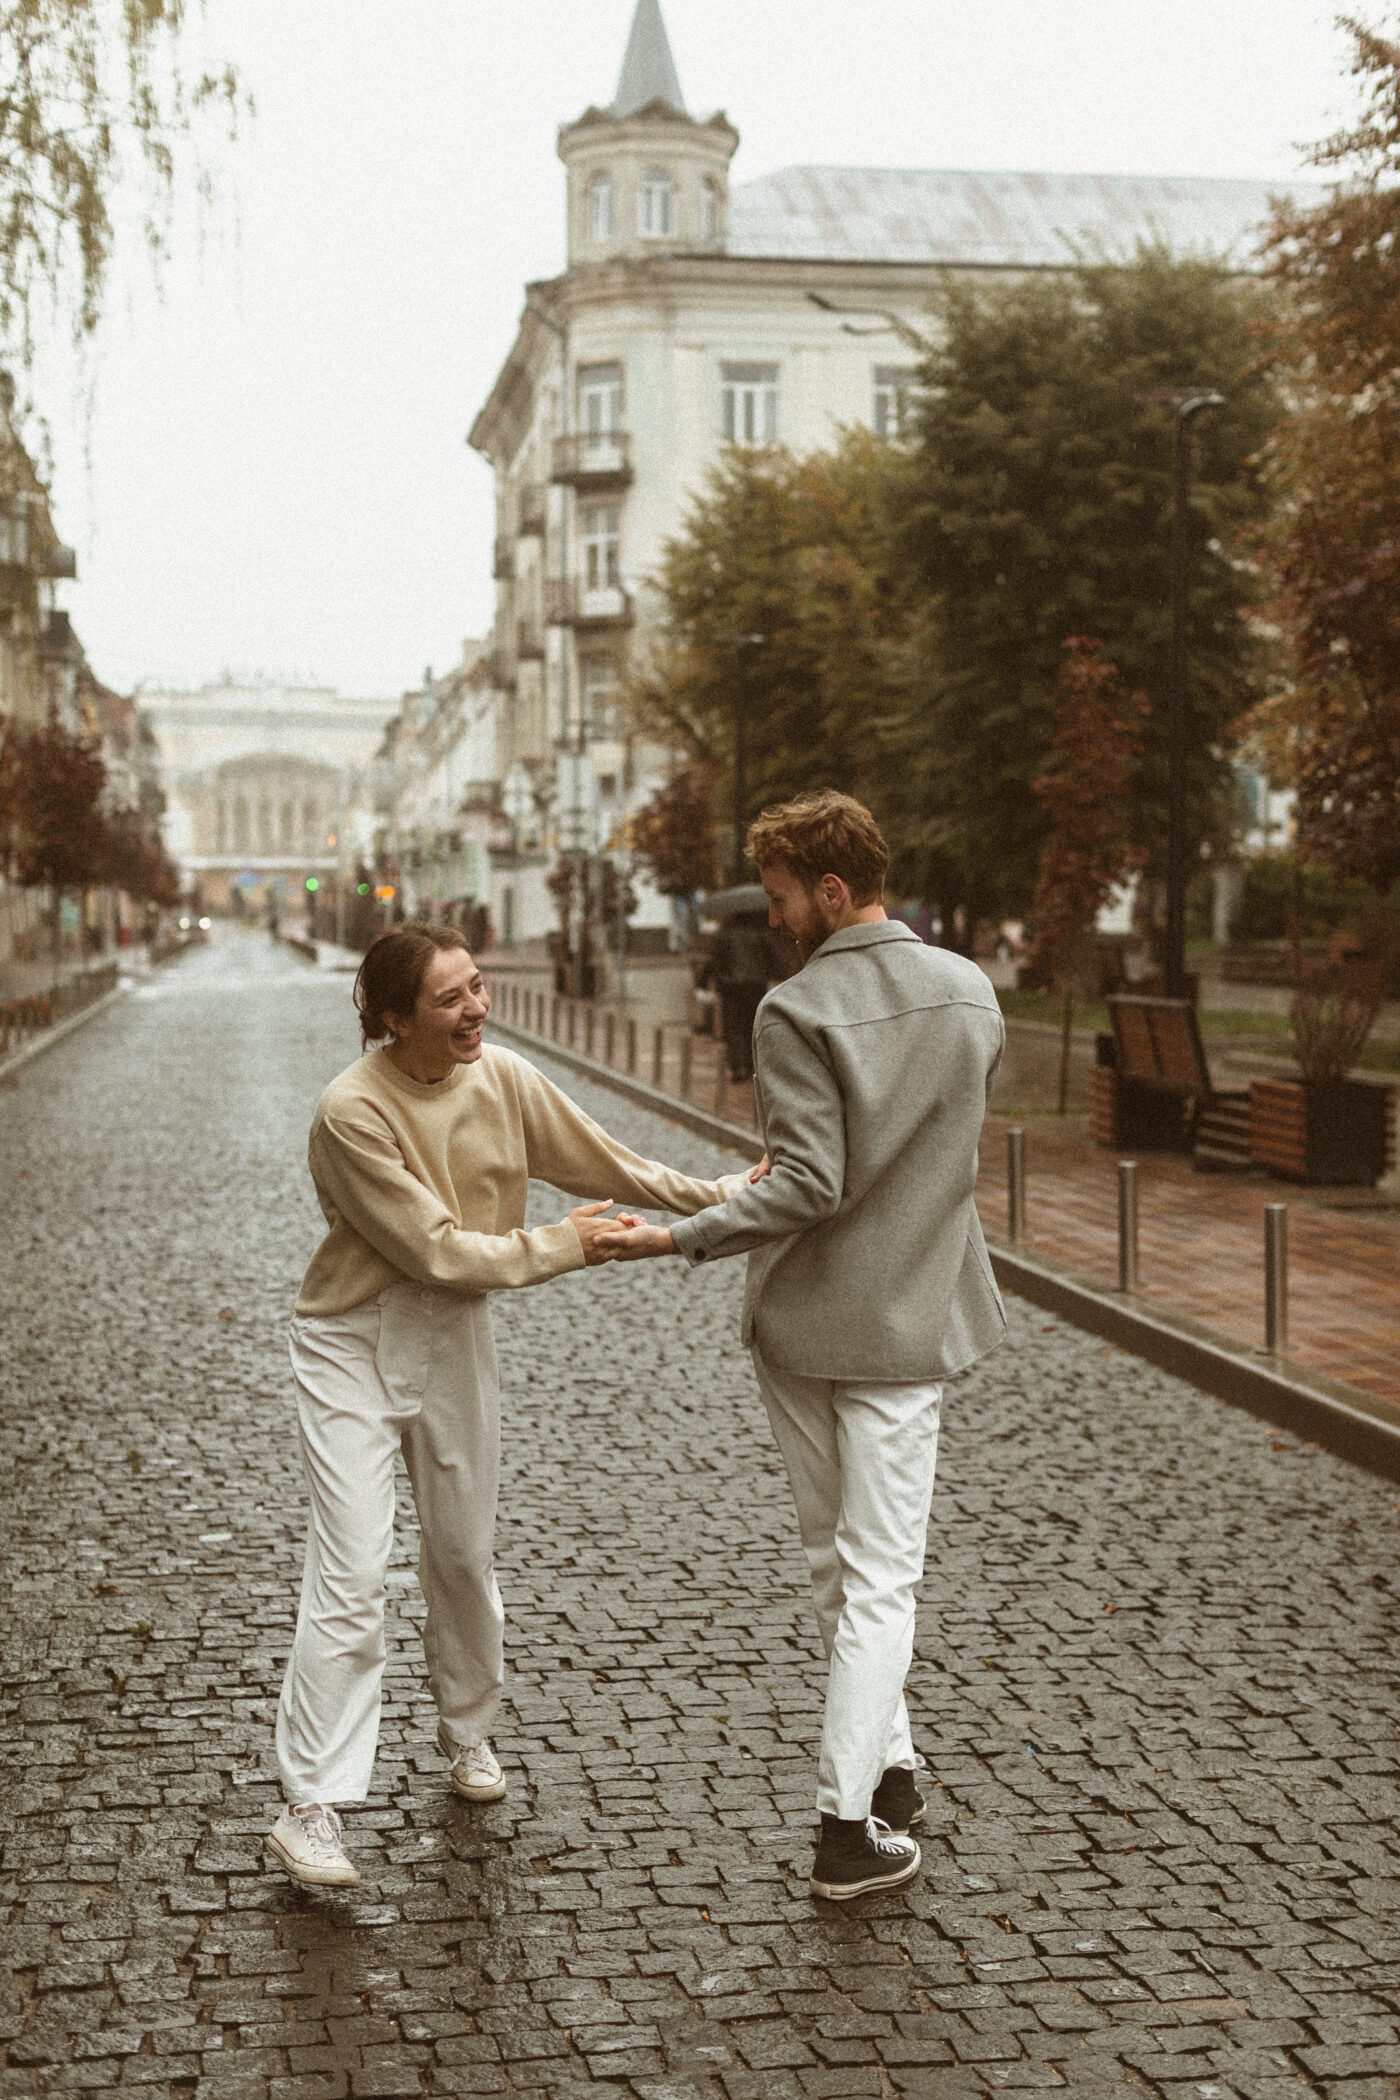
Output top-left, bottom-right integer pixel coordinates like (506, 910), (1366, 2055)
(807, 919), (920, 964)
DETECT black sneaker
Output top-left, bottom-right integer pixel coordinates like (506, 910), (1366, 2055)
(871, 1763), (926, 1833)
(810, 1814), (921, 1901)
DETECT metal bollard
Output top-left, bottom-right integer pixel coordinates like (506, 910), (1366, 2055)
(585, 1004), (596, 1058)
(652, 1025), (664, 1088)
(566, 1000), (577, 1048)
(604, 1011), (616, 1066)
(626, 1016), (637, 1075)
(550, 994), (560, 1042)
(1007, 1127), (1026, 1243)
(679, 1031), (693, 1101)
(1264, 1203), (1288, 1353)
(714, 1056), (728, 1117)
(1117, 1159), (1139, 1292)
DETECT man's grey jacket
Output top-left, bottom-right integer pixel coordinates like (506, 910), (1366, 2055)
(669, 919), (1006, 1383)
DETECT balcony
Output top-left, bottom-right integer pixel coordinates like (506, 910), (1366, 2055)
(551, 431), (633, 489)
(493, 536), (515, 580)
(547, 579), (634, 631)
(516, 616), (545, 660)
(517, 483), (547, 537)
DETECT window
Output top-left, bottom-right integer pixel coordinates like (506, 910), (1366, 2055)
(721, 362), (780, 445)
(587, 171), (613, 243)
(582, 658), (621, 739)
(873, 365), (920, 440)
(577, 361), (623, 436)
(639, 168), (676, 238)
(700, 177), (723, 242)
(580, 503), (621, 592)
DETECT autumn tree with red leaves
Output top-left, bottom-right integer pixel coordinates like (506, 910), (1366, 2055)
(1248, 18), (1400, 894)
(1030, 639), (1149, 1111)
(629, 764), (719, 900)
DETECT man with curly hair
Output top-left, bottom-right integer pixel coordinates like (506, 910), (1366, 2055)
(599, 791), (1006, 1901)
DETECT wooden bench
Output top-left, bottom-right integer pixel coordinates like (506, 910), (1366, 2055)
(1089, 995), (1251, 1169)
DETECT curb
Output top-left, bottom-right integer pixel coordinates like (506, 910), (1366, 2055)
(988, 1244), (1400, 1481)
(0, 982), (131, 1081)
(493, 1016), (1400, 1483)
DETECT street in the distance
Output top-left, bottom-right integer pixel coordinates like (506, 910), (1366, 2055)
(2, 929), (1397, 2099)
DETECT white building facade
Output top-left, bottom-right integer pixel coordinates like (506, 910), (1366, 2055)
(469, 0), (1299, 947)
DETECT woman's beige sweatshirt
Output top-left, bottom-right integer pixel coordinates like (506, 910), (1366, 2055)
(296, 1042), (746, 1316)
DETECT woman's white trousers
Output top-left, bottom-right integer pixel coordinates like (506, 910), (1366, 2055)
(275, 1282), (503, 1804)
(752, 1350), (942, 1821)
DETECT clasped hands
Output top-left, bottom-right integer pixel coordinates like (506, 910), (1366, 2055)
(566, 1155), (771, 1266)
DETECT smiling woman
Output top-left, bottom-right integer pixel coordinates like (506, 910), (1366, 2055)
(265, 917), (758, 1891)
(353, 922), (488, 1079)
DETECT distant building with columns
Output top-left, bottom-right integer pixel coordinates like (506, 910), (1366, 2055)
(144, 679), (395, 918)
(468, 0), (1300, 947)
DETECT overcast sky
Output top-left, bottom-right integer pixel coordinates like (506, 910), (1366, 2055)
(33, 0), (1358, 703)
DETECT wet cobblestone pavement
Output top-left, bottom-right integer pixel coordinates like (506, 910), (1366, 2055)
(2, 928), (1398, 2099)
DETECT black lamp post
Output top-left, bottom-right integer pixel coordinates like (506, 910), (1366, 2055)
(1164, 389), (1225, 1001)
(729, 632), (765, 885)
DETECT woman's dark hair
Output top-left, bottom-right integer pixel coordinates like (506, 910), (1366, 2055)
(354, 922), (470, 1048)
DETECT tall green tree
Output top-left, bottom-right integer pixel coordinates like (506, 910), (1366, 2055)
(895, 247), (1280, 930)
(631, 431), (910, 871)
(1246, 16), (1400, 894)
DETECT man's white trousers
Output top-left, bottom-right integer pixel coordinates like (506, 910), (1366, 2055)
(752, 1351), (942, 1821)
(276, 1282), (503, 1805)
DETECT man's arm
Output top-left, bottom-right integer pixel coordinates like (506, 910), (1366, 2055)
(599, 1010), (844, 1264)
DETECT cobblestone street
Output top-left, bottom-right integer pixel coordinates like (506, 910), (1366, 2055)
(3, 928), (1399, 2100)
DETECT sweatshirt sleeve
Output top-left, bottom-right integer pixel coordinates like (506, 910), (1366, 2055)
(669, 1009), (844, 1266)
(517, 1063), (749, 1215)
(311, 1108), (585, 1293)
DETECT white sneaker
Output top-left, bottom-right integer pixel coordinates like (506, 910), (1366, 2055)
(266, 1803), (360, 1888)
(437, 1722), (507, 1801)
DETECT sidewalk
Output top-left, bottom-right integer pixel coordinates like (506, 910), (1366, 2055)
(487, 973), (1400, 1418)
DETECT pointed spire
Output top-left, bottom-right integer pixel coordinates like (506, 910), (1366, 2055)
(612, 0), (687, 119)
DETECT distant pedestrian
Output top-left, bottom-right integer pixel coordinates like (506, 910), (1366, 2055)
(268, 922), (756, 1891)
(598, 793), (1005, 1902)
(709, 906), (782, 1081)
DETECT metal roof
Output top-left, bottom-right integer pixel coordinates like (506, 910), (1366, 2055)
(613, 0), (687, 119)
(727, 165), (1307, 269)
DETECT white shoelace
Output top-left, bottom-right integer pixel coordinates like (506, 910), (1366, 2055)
(292, 1804), (346, 1854)
(866, 1815), (909, 1855)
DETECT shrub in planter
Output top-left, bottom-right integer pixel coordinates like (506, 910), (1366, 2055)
(1248, 926), (1390, 1184)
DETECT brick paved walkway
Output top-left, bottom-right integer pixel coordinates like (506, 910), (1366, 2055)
(3, 928), (1399, 2098)
(485, 979), (1400, 1417)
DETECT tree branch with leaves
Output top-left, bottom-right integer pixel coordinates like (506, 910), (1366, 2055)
(1030, 638), (1149, 1112)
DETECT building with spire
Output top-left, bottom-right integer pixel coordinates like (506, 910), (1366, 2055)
(469, 0), (1299, 955)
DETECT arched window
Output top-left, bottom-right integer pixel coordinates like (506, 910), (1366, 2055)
(280, 798), (295, 850)
(638, 168), (675, 239)
(588, 171), (614, 243)
(700, 177), (723, 242)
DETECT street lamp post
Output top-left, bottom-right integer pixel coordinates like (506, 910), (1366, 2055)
(1165, 390), (1225, 1002)
(729, 632), (764, 885)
